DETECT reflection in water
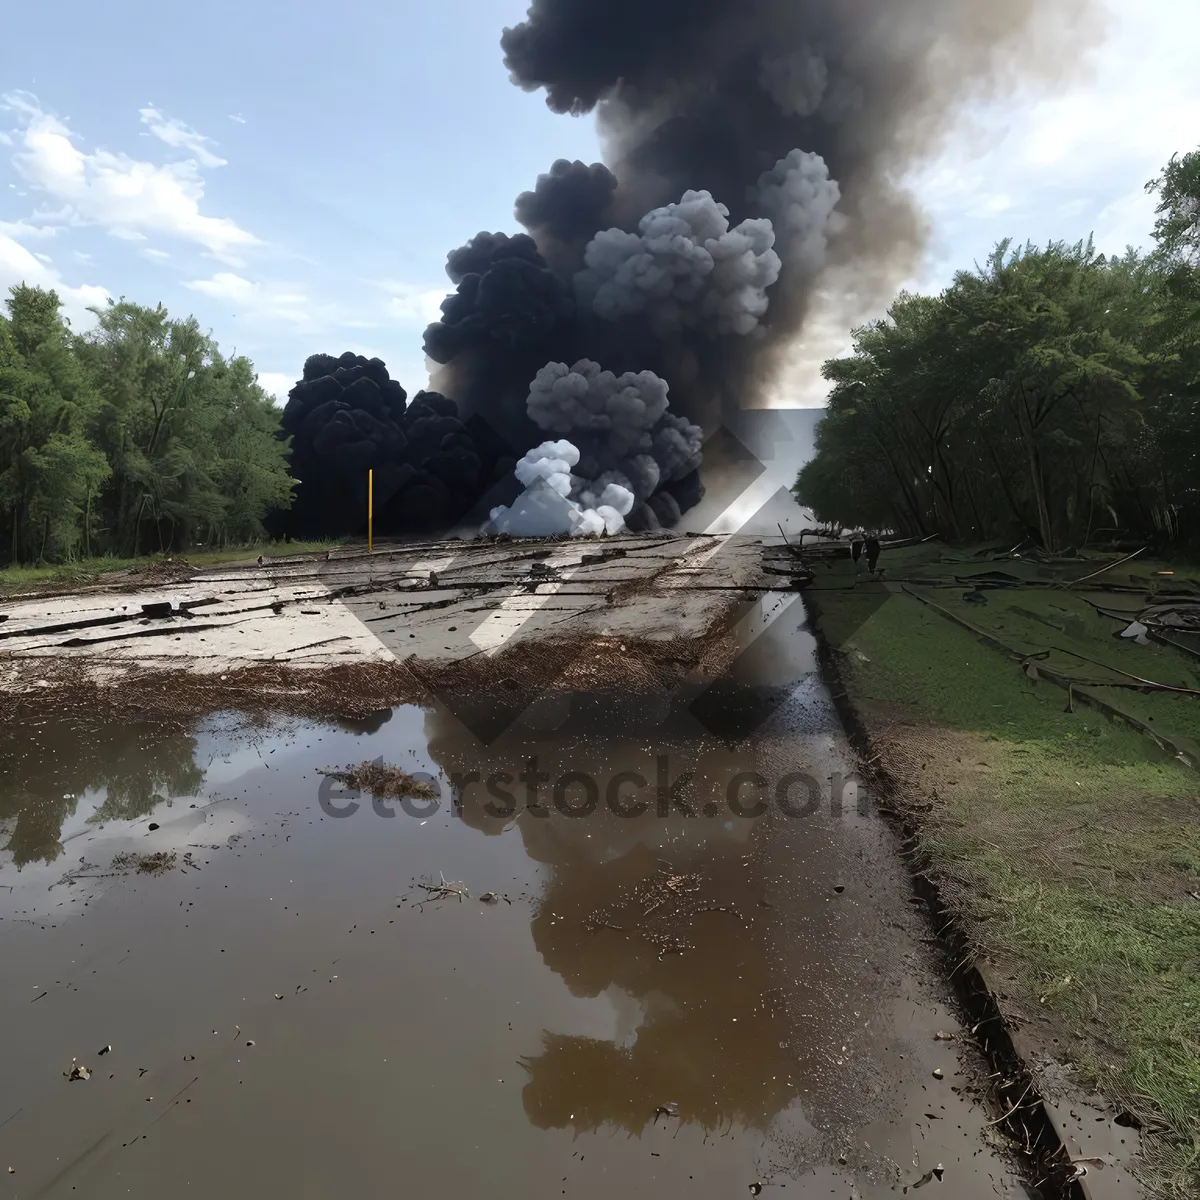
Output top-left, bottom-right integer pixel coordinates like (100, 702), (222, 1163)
(328, 709), (395, 736)
(0, 717), (204, 867)
(523, 844), (799, 1136)
(425, 685), (851, 1140)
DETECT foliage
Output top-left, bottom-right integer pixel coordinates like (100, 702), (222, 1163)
(0, 289), (295, 565)
(796, 146), (1200, 552)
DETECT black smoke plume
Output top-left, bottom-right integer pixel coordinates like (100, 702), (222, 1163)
(280, 352), (515, 537)
(292, 0), (1095, 537)
(514, 159), (618, 264)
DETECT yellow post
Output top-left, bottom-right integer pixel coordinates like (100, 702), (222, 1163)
(368, 468), (374, 553)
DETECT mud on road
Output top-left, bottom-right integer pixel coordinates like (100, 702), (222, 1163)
(0, 537), (1035, 1197)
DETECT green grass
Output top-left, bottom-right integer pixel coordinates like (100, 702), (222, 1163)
(807, 550), (1200, 1197)
(0, 539), (342, 595)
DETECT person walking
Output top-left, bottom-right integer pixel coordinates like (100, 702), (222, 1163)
(864, 536), (881, 575)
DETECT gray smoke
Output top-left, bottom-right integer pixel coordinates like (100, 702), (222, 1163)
(576, 190), (781, 336)
(525, 358), (702, 512)
(527, 358), (669, 452)
(502, 0), (1099, 406)
(753, 149), (845, 278)
(758, 49), (828, 118)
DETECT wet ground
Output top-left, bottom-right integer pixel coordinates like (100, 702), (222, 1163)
(0, 600), (1029, 1198)
(0, 533), (765, 690)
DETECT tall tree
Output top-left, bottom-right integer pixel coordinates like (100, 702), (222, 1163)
(0, 287), (110, 563)
(77, 299), (294, 555)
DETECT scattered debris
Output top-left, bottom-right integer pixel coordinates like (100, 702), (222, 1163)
(111, 851), (178, 876)
(479, 892), (499, 904)
(147, 822), (160, 831)
(316, 761), (439, 802)
(1118, 619), (1150, 645)
(64, 1062), (91, 1082)
(932, 1068), (944, 1079)
(97, 1045), (111, 1056)
(934, 1031), (955, 1042)
(416, 872), (470, 905)
(586, 865), (744, 959)
(904, 1165), (945, 1191)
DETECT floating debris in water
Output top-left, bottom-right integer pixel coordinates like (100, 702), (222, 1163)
(416, 872), (470, 905)
(316, 761), (438, 801)
(112, 851), (177, 876)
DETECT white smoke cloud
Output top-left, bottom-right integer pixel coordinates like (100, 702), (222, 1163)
(514, 439), (578, 496)
(753, 149), (846, 275)
(487, 439), (636, 537)
(576, 190), (782, 336)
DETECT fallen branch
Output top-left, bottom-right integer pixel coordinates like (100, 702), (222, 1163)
(1048, 647), (1200, 696)
(1066, 546), (1146, 587)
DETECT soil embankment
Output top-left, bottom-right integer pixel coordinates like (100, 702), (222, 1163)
(801, 538), (1200, 1199)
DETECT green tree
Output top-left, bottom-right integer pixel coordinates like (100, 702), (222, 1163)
(795, 223), (1188, 550)
(77, 298), (294, 555)
(0, 286), (110, 563)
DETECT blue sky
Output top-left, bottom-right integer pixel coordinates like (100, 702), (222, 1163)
(1, 0), (1197, 406)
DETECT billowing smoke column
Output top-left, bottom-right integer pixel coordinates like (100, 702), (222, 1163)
(487, 358), (702, 535)
(288, 0), (1093, 538)
(280, 352), (515, 537)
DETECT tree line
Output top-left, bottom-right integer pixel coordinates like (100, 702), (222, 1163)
(0, 290), (294, 565)
(794, 146), (1200, 553)
(5, 146), (1196, 567)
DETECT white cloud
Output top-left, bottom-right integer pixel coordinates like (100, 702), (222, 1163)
(378, 280), (446, 324)
(142, 247), (170, 261)
(228, 114), (247, 125)
(0, 217), (56, 240)
(1, 90), (260, 266)
(0, 234), (109, 328)
(139, 106), (227, 169)
(183, 272), (313, 325)
(908, 0), (1200, 274)
(256, 371), (295, 404)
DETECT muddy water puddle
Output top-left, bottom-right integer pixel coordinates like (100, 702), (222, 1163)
(1, 613), (1027, 1198)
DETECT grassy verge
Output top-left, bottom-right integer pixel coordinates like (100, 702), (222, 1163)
(0, 540), (341, 596)
(805, 544), (1200, 1197)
